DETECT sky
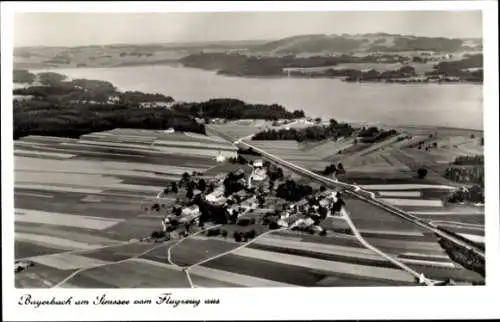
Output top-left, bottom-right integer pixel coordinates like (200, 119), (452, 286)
(13, 11), (483, 47)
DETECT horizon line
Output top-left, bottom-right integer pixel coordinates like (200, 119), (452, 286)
(13, 32), (483, 49)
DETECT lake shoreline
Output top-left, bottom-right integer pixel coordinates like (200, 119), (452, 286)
(23, 65), (483, 131)
(21, 63), (483, 85)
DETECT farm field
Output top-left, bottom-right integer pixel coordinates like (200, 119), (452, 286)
(207, 121), (273, 141)
(60, 258), (192, 288)
(342, 197), (484, 283)
(13, 124), (485, 288)
(348, 183), (485, 243)
(15, 263), (79, 288)
(13, 129), (234, 273)
(231, 123), (485, 246)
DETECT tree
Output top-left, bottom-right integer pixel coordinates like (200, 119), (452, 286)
(323, 163), (337, 176)
(245, 230), (257, 240)
(221, 230), (228, 238)
(163, 187), (169, 195)
(151, 230), (165, 239)
(170, 182), (178, 194)
(186, 187), (194, 199)
(198, 179), (206, 192)
(269, 222), (279, 230)
(181, 172), (190, 182)
(151, 203), (160, 212)
(417, 168), (428, 179)
(173, 206), (182, 217)
(233, 231), (242, 242)
(13, 69), (36, 84)
(38, 72), (67, 86)
(318, 206), (328, 219)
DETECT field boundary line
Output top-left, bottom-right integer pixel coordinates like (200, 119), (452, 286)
(166, 224), (221, 266)
(187, 227), (289, 270)
(51, 240), (177, 288)
(166, 224), (222, 288)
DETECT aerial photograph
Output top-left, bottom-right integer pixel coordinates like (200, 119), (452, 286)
(12, 11), (485, 288)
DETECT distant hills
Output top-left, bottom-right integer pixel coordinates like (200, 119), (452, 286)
(247, 33), (482, 54)
(13, 33), (482, 70)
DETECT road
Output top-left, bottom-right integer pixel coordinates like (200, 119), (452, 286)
(229, 135), (485, 258)
(339, 208), (434, 286)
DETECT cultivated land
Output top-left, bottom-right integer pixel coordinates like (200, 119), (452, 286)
(210, 122), (484, 242)
(15, 122), (485, 288)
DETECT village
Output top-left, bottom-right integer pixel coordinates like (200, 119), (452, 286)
(143, 153), (346, 243)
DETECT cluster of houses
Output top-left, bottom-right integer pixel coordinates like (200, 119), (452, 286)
(158, 159), (270, 234)
(154, 156), (346, 238)
(275, 190), (344, 232)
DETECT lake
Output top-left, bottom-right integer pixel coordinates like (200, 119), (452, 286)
(32, 65), (483, 130)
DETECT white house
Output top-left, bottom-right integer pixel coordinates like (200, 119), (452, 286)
(107, 95), (120, 104)
(277, 219), (289, 228)
(215, 151), (226, 163)
(205, 187), (227, 206)
(181, 205), (201, 221)
(291, 217), (315, 229)
(247, 168), (267, 189)
(253, 159), (264, 168)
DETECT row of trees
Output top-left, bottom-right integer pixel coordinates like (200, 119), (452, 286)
(438, 237), (485, 278)
(432, 54), (482, 74)
(13, 69), (36, 84)
(180, 51), (444, 77)
(322, 163), (345, 176)
(275, 180), (314, 202)
(237, 147), (262, 156)
(289, 65), (418, 81)
(13, 72), (206, 140)
(181, 52), (348, 76)
(14, 100), (205, 139)
(443, 167), (484, 185)
(222, 171), (246, 197)
(252, 120), (354, 142)
(425, 54), (483, 82)
(344, 66), (417, 82)
(447, 185), (484, 204)
(452, 155), (484, 166)
(175, 98), (304, 120)
(14, 76), (173, 106)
